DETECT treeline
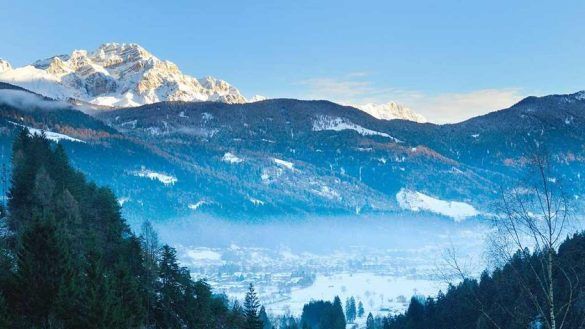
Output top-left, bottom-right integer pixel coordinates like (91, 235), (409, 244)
(0, 130), (270, 328)
(363, 232), (585, 329)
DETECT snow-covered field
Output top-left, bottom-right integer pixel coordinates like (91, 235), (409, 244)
(396, 189), (479, 221)
(155, 215), (489, 319)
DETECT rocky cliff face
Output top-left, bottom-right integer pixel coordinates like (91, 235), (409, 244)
(354, 102), (427, 123)
(0, 43), (246, 107)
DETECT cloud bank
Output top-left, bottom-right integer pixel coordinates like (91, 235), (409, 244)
(0, 89), (72, 111)
(298, 74), (526, 124)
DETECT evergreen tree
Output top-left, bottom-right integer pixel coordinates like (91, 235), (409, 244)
(0, 293), (10, 328)
(405, 297), (425, 329)
(331, 296), (346, 329)
(229, 300), (246, 329)
(14, 217), (77, 327)
(358, 301), (365, 318)
(259, 305), (272, 329)
(366, 313), (375, 329)
(155, 245), (184, 328)
(345, 296), (356, 323)
(244, 283), (263, 329)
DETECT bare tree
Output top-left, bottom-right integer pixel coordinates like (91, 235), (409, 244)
(140, 219), (160, 328)
(490, 150), (580, 329)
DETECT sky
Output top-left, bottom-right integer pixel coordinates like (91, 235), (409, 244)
(1, 0), (584, 123)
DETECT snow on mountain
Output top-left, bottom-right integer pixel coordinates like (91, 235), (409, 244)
(222, 152), (243, 164)
(312, 115), (402, 142)
(8, 121), (85, 143)
(396, 188), (479, 221)
(131, 167), (178, 186)
(0, 43), (246, 108)
(0, 59), (11, 73)
(354, 102), (427, 123)
(248, 95), (267, 102)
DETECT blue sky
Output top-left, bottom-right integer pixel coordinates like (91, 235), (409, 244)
(1, 0), (584, 122)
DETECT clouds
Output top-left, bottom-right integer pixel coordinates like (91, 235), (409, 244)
(0, 89), (72, 111)
(298, 73), (526, 124)
(298, 73), (412, 105)
(408, 89), (525, 124)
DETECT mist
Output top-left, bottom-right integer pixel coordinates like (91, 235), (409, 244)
(153, 214), (488, 255)
(0, 89), (73, 111)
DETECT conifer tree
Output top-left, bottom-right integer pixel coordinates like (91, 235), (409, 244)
(259, 305), (271, 329)
(244, 283), (263, 329)
(230, 300), (246, 329)
(14, 217), (77, 327)
(345, 296), (356, 323)
(331, 296), (346, 329)
(155, 245), (184, 328)
(358, 301), (365, 318)
(366, 313), (375, 329)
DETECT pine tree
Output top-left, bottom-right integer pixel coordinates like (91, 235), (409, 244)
(244, 283), (263, 329)
(14, 217), (77, 327)
(331, 296), (346, 329)
(366, 313), (375, 329)
(230, 300), (246, 329)
(405, 297), (425, 329)
(259, 305), (271, 329)
(358, 301), (365, 318)
(155, 245), (184, 328)
(82, 251), (124, 329)
(346, 296), (356, 323)
(0, 293), (10, 328)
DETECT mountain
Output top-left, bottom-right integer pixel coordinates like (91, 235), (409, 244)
(0, 59), (10, 73)
(0, 43), (246, 108)
(1, 82), (584, 221)
(353, 102), (427, 123)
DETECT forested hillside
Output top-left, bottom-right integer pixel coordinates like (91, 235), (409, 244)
(0, 130), (266, 328)
(362, 232), (585, 329)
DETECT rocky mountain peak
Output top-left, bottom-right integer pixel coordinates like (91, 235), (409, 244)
(0, 59), (11, 73)
(0, 43), (247, 108)
(354, 102), (427, 123)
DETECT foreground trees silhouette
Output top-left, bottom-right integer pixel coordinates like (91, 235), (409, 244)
(381, 151), (585, 329)
(0, 130), (263, 328)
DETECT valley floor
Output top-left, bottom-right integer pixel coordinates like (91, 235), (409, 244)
(154, 215), (489, 319)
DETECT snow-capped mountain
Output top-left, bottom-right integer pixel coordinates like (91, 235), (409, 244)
(354, 102), (427, 123)
(0, 43), (247, 107)
(0, 60), (11, 73)
(248, 95), (268, 102)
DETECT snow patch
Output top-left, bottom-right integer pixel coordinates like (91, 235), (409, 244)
(222, 152), (243, 164)
(188, 200), (210, 210)
(131, 167), (177, 186)
(396, 188), (479, 221)
(8, 121), (85, 143)
(249, 197), (265, 206)
(312, 115), (401, 142)
(117, 197), (130, 206)
(274, 158), (294, 170)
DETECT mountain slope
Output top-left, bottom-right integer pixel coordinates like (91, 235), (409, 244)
(3, 82), (584, 221)
(0, 43), (246, 108)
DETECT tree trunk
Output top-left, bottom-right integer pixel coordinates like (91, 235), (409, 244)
(548, 250), (556, 329)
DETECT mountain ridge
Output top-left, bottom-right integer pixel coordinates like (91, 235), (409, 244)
(2, 81), (584, 221)
(0, 43), (247, 108)
(0, 43), (428, 122)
